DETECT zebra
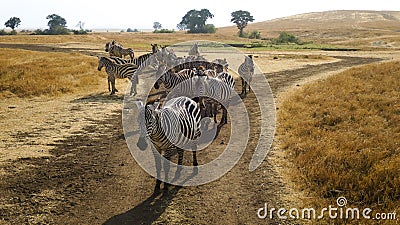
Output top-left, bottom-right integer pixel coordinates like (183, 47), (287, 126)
(167, 71), (235, 126)
(154, 68), (196, 90)
(238, 55), (254, 97)
(151, 44), (159, 53)
(105, 40), (134, 59)
(188, 42), (200, 56)
(136, 96), (201, 193)
(97, 56), (138, 95)
(108, 53), (158, 72)
(200, 70), (235, 124)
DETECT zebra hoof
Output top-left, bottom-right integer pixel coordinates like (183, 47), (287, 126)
(115, 89), (119, 92)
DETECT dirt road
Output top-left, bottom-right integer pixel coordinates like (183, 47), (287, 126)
(0, 48), (387, 224)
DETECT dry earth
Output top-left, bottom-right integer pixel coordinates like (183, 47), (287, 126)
(0, 43), (399, 224)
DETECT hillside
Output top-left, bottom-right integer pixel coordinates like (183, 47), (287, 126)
(218, 10), (400, 48)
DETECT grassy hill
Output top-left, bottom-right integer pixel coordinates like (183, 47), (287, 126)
(218, 10), (400, 48)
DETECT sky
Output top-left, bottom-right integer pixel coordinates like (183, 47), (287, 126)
(1, 0), (399, 30)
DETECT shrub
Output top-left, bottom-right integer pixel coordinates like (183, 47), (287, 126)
(204, 24), (217, 33)
(126, 28), (139, 32)
(248, 30), (261, 39)
(273, 32), (299, 44)
(153, 29), (175, 33)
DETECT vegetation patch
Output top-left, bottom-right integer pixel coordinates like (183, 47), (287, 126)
(279, 61), (400, 222)
(0, 48), (99, 98)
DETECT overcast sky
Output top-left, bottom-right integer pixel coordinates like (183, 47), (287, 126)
(1, 0), (399, 30)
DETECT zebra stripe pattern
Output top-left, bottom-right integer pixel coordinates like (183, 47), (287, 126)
(154, 68), (196, 90)
(167, 73), (235, 125)
(238, 55), (254, 96)
(136, 96), (201, 192)
(105, 40), (134, 59)
(97, 56), (138, 95)
(109, 53), (158, 72)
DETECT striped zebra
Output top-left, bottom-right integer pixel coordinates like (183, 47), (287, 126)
(202, 71), (235, 124)
(188, 43), (200, 56)
(136, 96), (201, 193)
(238, 55), (254, 96)
(105, 40), (134, 59)
(97, 56), (138, 95)
(154, 68), (196, 90)
(108, 53), (158, 72)
(167, 71), (235, 125)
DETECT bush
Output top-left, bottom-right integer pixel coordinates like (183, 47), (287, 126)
(72, 29), (91, 35)
(153, 29), (175, 33)
(0, 29), (8, 35)
(126, 28), (139, 32)
(248, 30), (261, 39)
(204, 24), (216, 33)
(273, 32), (299, 44)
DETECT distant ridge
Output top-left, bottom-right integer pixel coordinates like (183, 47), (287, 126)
(218, 10), (400, 46)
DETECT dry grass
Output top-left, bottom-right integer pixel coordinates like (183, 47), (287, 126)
(0, 48), (100, 98)
(279, 61), (400, 222)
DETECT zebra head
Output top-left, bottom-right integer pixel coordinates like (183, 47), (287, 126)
(135, 101), (160, 150)
(105, 42), (110, 52)
(151, 44), (159, 53)
(97, 56), (108, 71)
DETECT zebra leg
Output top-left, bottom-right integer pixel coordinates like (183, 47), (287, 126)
(192, 145), (198, 166)
(212, 102), (218, 124)
(220, 105), (228, 125)
(107, 77), (111, 92)
(240, 77), (246, 96)
(109, 76), (116, 95)
(152, 148), (162, 194)
(163, 150), (172, 192)
(130, 76), (137, 96)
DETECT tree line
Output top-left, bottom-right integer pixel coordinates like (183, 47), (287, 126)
(2, 9), (255, 37)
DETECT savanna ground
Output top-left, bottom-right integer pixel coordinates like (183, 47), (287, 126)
(0, 31), (399, 225)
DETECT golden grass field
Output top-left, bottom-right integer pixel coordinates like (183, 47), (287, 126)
(279, 61), (400, 223)
(0, 10), (399, 223)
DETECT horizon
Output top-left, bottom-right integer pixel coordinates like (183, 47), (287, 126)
(1, 0), (399, 31)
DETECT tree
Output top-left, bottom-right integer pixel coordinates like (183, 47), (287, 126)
(177, 9), (214, 33)
(46, 14), (69, 34)
(153, 22), (162, 31)
(231, 10), (254, 37)
(5, 17), (21, 30)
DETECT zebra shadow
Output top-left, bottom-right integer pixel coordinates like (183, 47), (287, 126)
(71, 92), (124, 103)
(102, 186), (181, 225)
(102, 168), (198, 225)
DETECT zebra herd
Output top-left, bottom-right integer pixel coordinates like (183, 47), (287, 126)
(97, 40), (255, 193)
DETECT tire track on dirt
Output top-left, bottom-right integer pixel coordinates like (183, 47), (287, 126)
(0, 55), (383, 224)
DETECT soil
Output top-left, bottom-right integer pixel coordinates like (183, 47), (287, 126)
(0, 43), (398, 225)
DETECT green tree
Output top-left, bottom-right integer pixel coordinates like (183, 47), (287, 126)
(46, 14), (69, 34)
(5, 17), (21, 31)
(177, 9), (214, 33)
(231, 10), (254, 37)
(153, 22), (162, 31)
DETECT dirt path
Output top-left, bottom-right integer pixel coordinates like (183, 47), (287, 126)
(0, 51), (388, 225)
